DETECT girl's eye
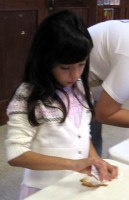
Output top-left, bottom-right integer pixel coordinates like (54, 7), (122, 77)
(79, 61), (87, 67)
(79, 63), (86, 67)
(60, 66), (70, 70)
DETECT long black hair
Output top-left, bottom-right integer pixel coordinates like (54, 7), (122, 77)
(23, 9), (94, 126)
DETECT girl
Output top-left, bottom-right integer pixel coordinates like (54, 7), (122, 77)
(5, 9), (118, 200)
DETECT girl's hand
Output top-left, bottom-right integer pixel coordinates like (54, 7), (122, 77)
(72, 158), (118, 181)
(92, 159), (118, 181)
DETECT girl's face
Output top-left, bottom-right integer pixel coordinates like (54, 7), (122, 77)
(52, 58), (87, 87)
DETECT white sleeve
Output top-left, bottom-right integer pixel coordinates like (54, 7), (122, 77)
(5, 114), (37, 161)
(102, 54), (129, 104)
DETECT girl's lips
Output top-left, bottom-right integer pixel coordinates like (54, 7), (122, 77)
(67, 82), (74, 85)
(67, 82), (73, 84)
(67, 80), (76, 84)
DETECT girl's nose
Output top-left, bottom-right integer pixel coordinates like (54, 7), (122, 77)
(70, 68), (80, 79)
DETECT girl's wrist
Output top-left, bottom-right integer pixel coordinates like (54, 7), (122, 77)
(65, 159), (76, 171)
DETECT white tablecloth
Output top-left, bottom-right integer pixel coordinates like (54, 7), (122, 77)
(25, 159), (129, 200)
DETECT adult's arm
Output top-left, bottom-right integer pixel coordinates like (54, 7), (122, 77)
(96, 89), (129, 127)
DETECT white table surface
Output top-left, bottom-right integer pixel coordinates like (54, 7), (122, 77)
(109, 139), (129, 165)
(25, 159), (129, 200)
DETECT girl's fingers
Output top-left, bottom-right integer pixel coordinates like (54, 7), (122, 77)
(94, 160), (118, 181)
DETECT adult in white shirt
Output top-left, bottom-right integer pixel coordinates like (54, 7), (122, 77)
(88, 20), (129, 155)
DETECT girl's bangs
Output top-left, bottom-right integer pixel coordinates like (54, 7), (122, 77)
(57, 42), (91, 64)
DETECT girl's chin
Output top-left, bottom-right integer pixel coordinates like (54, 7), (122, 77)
(66, 82), (74, 86)
(58, 82), (75, 87)
(64, 84), (73, 87)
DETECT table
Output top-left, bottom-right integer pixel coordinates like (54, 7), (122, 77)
(25, 159), (129, 200)
(108, 139), (129, 165)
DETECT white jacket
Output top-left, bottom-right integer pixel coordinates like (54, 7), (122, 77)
(5, 82), (91, 189)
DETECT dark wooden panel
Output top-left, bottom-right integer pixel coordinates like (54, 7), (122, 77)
(48, 0), (96, 27)
(54, 0), (90, 7)
(0, 0), (48, 22)
(73, 8), (89, 26)
(0, 101), (8, 125)
(0, 0), (47, 125)
(114, 8), (121, 19)
(0, 10), (37, 100)
(0, 10), (38, 125)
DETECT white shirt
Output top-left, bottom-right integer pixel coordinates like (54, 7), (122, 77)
(88, 20), (129, 103)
